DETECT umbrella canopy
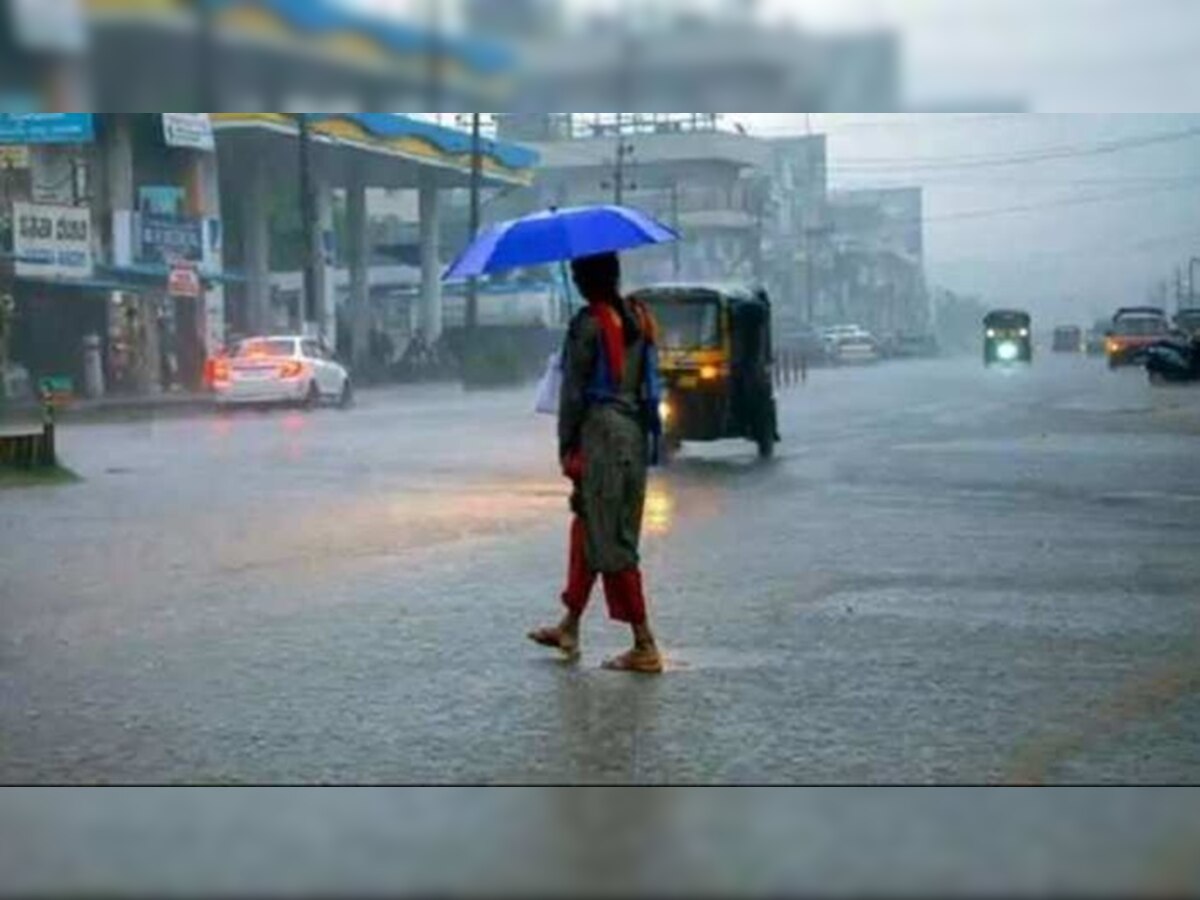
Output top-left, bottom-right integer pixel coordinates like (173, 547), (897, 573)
(443, 204), (679, 281)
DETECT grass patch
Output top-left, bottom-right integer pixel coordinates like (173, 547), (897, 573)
(0, 463), (80, 489)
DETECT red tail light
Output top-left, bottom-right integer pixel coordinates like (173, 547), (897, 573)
(207, 358), (230, 385)
(278, 360), (306, 379)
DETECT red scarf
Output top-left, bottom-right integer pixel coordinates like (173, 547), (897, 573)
(588, 298), (627, 383)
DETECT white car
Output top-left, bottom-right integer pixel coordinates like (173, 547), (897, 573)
(213, 336), (353, 408)
(832, 334), (880, 365)
(821, 325), (880, 364)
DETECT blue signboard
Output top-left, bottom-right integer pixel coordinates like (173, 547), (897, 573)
(0, 113), (95, 145)
(139, 214), (204, 265)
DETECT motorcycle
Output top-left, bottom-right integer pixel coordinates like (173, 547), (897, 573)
(1144, 335), (1200, 384)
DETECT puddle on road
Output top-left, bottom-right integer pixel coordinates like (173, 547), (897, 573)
(657, 647), (782, 672)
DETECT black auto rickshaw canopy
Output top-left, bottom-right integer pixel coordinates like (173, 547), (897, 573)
(983, 309), (1032, 330)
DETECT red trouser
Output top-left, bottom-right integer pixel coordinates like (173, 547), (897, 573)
(561, 516), (647, 625)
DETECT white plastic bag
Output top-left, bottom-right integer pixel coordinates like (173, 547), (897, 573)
(534, 347), (563, 415)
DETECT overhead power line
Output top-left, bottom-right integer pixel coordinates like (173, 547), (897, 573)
(822, 126), (1200, 171)
(833, 178), (1200, 227)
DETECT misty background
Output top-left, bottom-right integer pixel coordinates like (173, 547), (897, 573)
(744, 113), (1200, 326)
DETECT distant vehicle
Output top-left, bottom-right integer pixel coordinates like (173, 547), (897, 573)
(1106, 307), (1170, 369)
(821, 325), (879, 365)
(983, 309), (1032, 366)
(1052, 325), (1082, 353)
(831, 332), (880, 365)
(1145, 334), (1200, 384)
(1174, 307), (1200, 338)
(212, 336), (352, 408)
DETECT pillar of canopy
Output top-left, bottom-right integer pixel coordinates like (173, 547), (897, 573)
(213, 113), (537, 351)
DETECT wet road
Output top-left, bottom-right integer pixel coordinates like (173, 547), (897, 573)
(2, 354), (1199, 784)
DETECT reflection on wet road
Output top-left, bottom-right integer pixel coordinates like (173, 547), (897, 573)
(1, 357), (1199, 784)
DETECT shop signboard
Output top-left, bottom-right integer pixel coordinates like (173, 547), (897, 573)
(162, 114), (215, 151)
(13, 202), (93, 280)
(138, 214), (203, 265)
(0, 113), (94, 145)
(168, 263), (202, 299)
(0, 146), (31, 168)
(139, 185), (185, 216)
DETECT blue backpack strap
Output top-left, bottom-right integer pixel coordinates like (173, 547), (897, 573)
(631, 299), (665, 466)
(585, 330), (619, 403)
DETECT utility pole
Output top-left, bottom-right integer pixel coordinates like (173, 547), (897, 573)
(614, 113), (627, 205)
(1190, 256), (1200, 308)
(603, 114), (635, 205)
(298, 113), (319, 335)
(466, 112), (482, 333)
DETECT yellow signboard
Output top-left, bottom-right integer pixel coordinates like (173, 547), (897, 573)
(0, 146), (31, 169)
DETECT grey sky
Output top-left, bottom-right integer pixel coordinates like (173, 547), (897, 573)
(740, 114), (1200, 322)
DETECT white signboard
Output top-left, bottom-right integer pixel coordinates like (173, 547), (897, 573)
(162, 114), (215, 151)
(14, 202), (93, 280)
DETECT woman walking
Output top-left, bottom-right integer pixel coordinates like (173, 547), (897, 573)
(528, 252), (664, 674)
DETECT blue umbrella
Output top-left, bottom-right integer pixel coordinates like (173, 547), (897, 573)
(443, 204), (679, 281)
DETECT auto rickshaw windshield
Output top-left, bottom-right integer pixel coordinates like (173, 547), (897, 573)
(651, 298), (722, 350)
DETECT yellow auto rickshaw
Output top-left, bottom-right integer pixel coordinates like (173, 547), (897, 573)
(631, 283), (779, 460)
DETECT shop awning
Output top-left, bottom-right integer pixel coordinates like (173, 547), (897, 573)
(212, 113), (538, 189)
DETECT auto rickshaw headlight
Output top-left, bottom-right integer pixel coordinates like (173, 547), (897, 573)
(986, 329), (997, 339)
(1019, 328), (1029, 337)
(997, 341), (1019, 362)
(699, 365), (720, 381)
(658, 400), (671, 423)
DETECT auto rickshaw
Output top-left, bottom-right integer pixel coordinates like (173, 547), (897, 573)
(983, 309), (1033, 366)
(630, 283), (779, 460)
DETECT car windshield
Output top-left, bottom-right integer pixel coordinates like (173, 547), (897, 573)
(234, 339), (296, 358)
(645, 299), (722, 350)
(1114, 317), (1167, 336)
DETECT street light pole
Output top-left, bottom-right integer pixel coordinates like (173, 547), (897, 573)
(1189, 256), (1200, 308)
(466, 112), (482, 334)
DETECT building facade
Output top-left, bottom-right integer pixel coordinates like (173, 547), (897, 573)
(494, 113), (772, 293)
(1, 111), (538, 399)
(2, 113), (224, 398)
(827, 187), (930, 337)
